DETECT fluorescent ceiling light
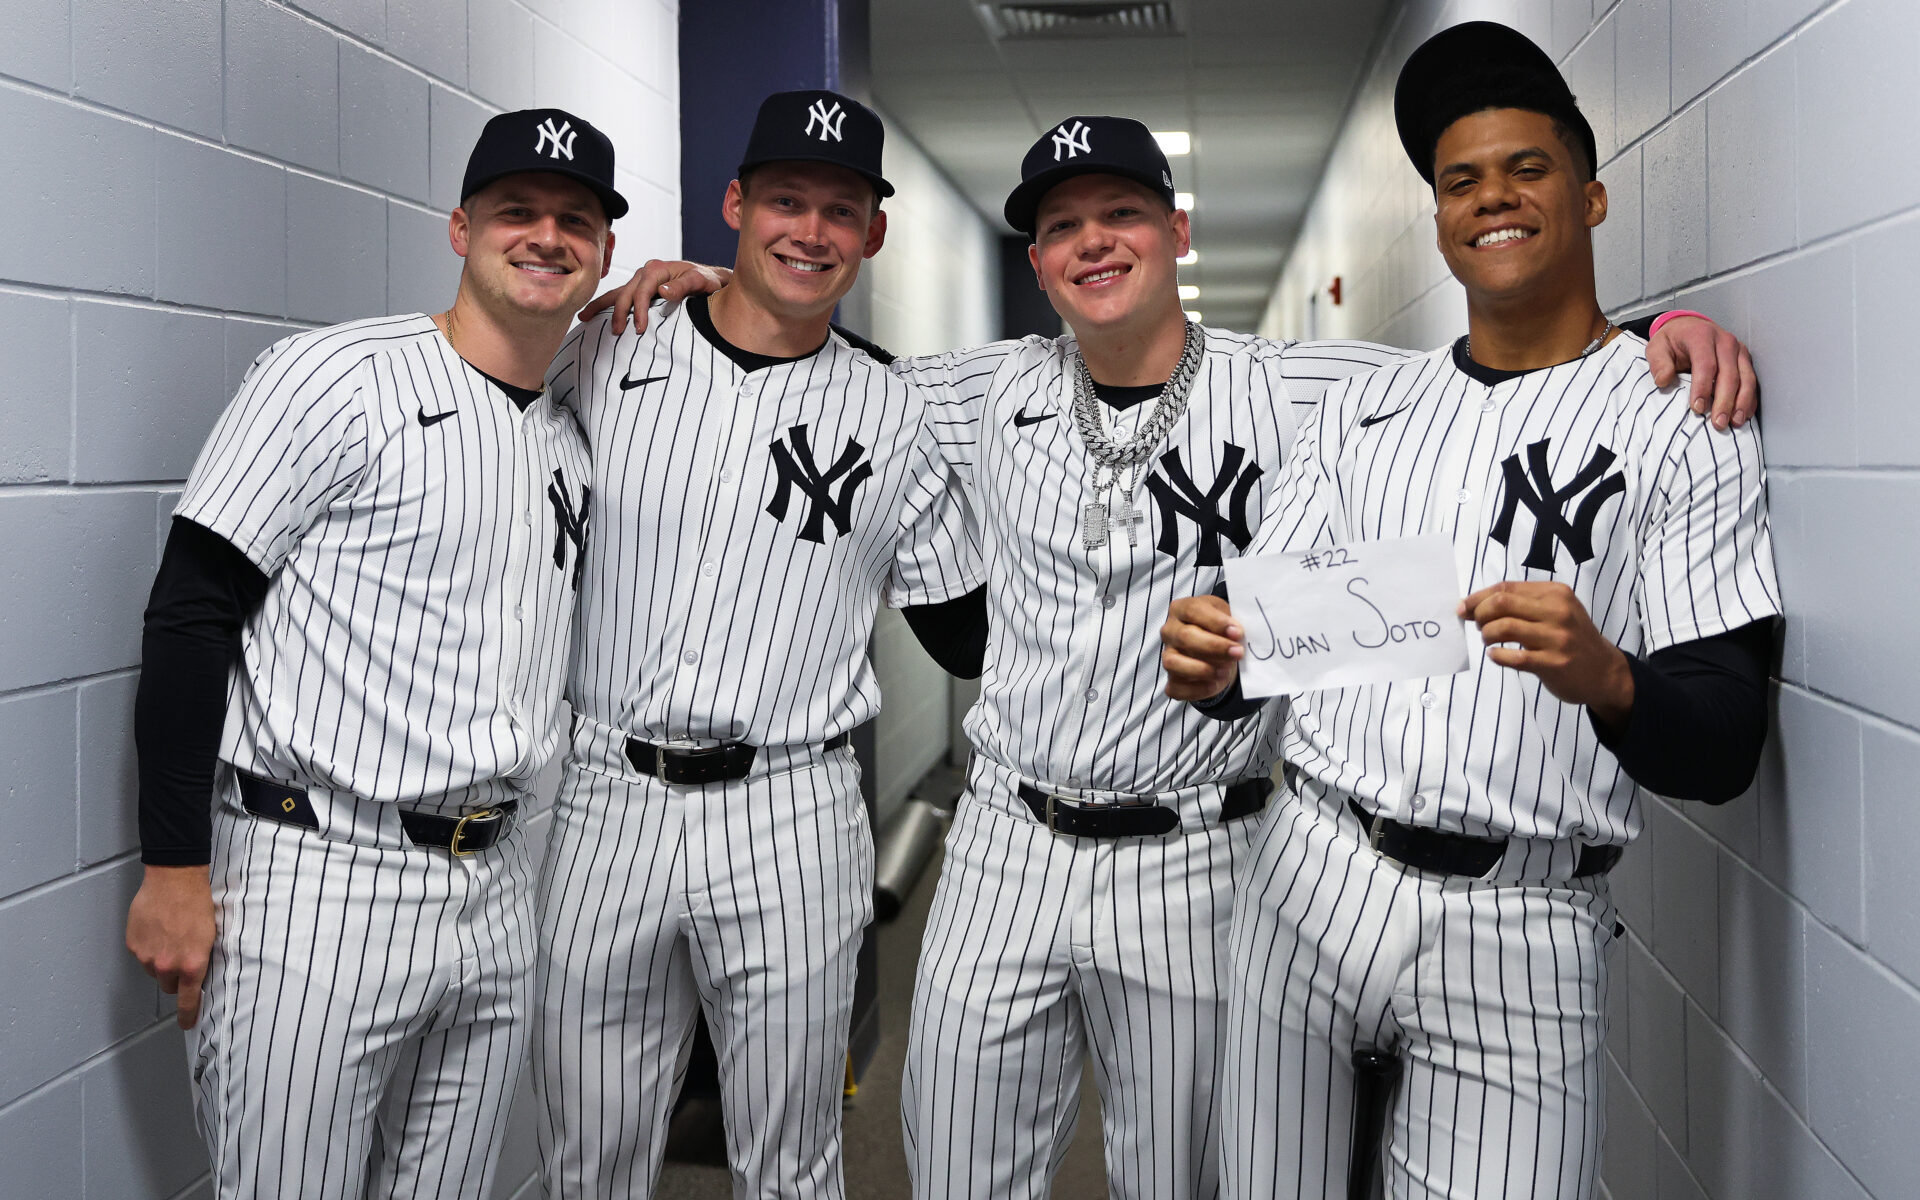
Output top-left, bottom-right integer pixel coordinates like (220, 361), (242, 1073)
(1178, 285), (1201, 300)
(1175, 191), (1195, 210)
(1153, 130), (1191, 156)
(1177, 249), (1199, 266)
(1184, 310), (1203, 322)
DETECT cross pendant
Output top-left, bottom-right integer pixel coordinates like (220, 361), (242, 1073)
(1110, 503), (1145, 547)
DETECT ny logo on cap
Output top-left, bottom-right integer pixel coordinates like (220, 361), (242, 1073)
(535, 117), (577, 161)
(1052, 120), (1092, 161)
(805, 99), (846, 143)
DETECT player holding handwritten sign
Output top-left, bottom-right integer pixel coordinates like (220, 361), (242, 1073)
(1161, 21), (1779, 1200)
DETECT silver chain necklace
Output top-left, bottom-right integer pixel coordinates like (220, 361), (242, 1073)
(1073, 320), (1205, 550)
(1464, 318), (1614, 362)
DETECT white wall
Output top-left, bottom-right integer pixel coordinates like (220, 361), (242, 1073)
(861, 113), (1002, 822)
(0, 4), (678, 1197)
(1263, 2), (1920, 1198)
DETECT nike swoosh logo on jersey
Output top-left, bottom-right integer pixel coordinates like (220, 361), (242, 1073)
(1358, 405), (1410, 428)
(417, 408), (457, 427)
(620, 373), (670, 391)
(1011, 408), (1056, 428)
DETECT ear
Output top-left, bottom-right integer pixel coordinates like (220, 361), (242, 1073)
(1584, 178), (1608, 230)
(600, 230), (617, 278)
(1027, 242), (1046, 292)
(862, 209), (888, 260)
(449, 207), (472, 259)
(722, 179), (745, 232)
(1170, 207), (1191, 259)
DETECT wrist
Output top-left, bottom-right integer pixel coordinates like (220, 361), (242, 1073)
(1586, 648), (1637, 734)
(1650, 309), (1709, 337)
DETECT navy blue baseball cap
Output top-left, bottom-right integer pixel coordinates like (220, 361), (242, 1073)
(1004, 116), (1177, 235)
(461, 107), (628, 220)
(1394, 21), (1598, 185)
(738, 90), (895, 199)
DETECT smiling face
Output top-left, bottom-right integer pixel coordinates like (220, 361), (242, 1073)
(451, 172), (614, 323)
(1431, 107), (1605, 306)
(723, 162), (886, 324)
(1027, 173), (1189, 339)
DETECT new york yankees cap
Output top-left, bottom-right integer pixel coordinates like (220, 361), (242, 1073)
(738, 90), (895, 199)
(1393, 21), (1597, 186)
(461, 107), (629, 220)
(1004, 116), (1177, 236)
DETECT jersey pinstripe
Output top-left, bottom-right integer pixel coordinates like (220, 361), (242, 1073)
(176, 313), (591, 808)
(1220, 333), (1780, 1200)
(1246, 333), (1780, 845)
(891, 327), (1410, 1200)
(533, 301), (981, 1199)
(892, 331), (1407, 794)
(546, 303), (982, 745)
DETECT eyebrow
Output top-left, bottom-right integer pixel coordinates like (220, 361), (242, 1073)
(1437, 146), (1556, 180)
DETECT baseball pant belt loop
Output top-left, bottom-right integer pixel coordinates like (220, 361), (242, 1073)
(622, 732), (853, 786)
(234, 770), (517, 855)
(1346, 798), (1623, 878)
(1016, 776), (1273, 838)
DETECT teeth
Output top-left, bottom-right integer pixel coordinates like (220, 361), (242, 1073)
(516, 263), (565, 274)
(778, 255), (829, 272)
(1475, 228), (1533, 247)
(1078, 268), (1124, 285)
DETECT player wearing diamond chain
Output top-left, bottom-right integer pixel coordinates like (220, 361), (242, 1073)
(592, 115), (1753, 1200)
(1162, 23), (1780, 1200)
(124, 109), (621, 1199)
(530, 91), (983, 1200)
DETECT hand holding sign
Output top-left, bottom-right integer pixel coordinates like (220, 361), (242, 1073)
(1221, 534), (1471, 699)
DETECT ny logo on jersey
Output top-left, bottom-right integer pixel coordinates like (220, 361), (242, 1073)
(1144, 442), (1263, 568)
(534, 117), (577, 161)
(805, 99), (846, 142)
(1052, 120), (1092, 161)
(547, 468), (589, 588)
(1489, 438), (1626, 571)
(766, 424), (873, 544)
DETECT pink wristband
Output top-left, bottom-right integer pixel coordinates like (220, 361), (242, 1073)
(1649, 309), (1709, 336)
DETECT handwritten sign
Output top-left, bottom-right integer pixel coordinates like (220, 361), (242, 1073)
(1221, 534), (1472, 699)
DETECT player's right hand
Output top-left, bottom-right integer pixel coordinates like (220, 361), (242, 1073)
(577, 260), (732, 333)
(1161, 594), (1245, 702)
(126, 864), (217, 1029)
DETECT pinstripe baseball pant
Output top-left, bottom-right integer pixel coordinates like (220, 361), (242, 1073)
(1221, 782), (1617, 1200)
(532, 718), (873, 1199)
(902, 753), (1259, 1200)
(189, 780), (536, 1200)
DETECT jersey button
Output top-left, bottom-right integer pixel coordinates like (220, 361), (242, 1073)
(1454, 488), (1471, 505)
(683, 650), (699, 665)
(523, 511), (533, 526)
(1480, 397), (1497, 413)
(1410, 795), (1428, 813)
(721, 469), (734, 483)
(1100, 593), (1116, 609)
(702, 562), (717, 577)
(1419, 691), (1438, 710)
(1083, 687), (1099, 702)
(514, 604), (524, 619)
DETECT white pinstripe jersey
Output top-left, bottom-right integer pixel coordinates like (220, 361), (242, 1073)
(548, 303), (982, 747)
(893, 329), (1407, 795)
(176, 313), (592, 803)
(1249, 333), (1780, 844)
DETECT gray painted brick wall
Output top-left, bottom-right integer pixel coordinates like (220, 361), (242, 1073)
(0, 3), (678, 1195)
(1261, 1), (1918, 1195)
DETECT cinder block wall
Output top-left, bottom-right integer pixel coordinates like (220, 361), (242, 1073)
(0, 3), (678, 1197)
(1259, 1), (1915, 1197)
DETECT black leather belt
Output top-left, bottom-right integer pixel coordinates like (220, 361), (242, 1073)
(1347, 799), (1622, 878)
(623, 733), (851, 786)
(236, 771), (516, 856)
(1018, 777), (1272, 838)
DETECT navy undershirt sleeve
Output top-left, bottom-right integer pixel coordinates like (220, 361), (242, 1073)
(902, 586), (988, 679)
(135, 517), (270, 866)
(1591, 619), (1774, 803)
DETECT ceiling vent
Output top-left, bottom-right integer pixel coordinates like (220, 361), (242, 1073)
(975, 2), (1184, 40)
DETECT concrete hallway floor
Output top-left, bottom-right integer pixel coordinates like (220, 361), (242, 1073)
(656, 851), (1109, 1198)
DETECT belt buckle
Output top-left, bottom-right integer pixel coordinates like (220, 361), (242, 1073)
(1045, 791), (1084, 833)
(1366, 811), (1389, 854)
(449, 808), (503, 857)
(655, 745), (674, 781)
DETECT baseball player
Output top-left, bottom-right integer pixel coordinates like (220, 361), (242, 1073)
(1161, 23), (1780, 1199)
(593, 113), (1754, 1199)
(123, 109), (621, 1199)
(530, 90), (982, 1200)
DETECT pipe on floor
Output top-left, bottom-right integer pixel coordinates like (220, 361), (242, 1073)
(872, 798), (948, 924)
